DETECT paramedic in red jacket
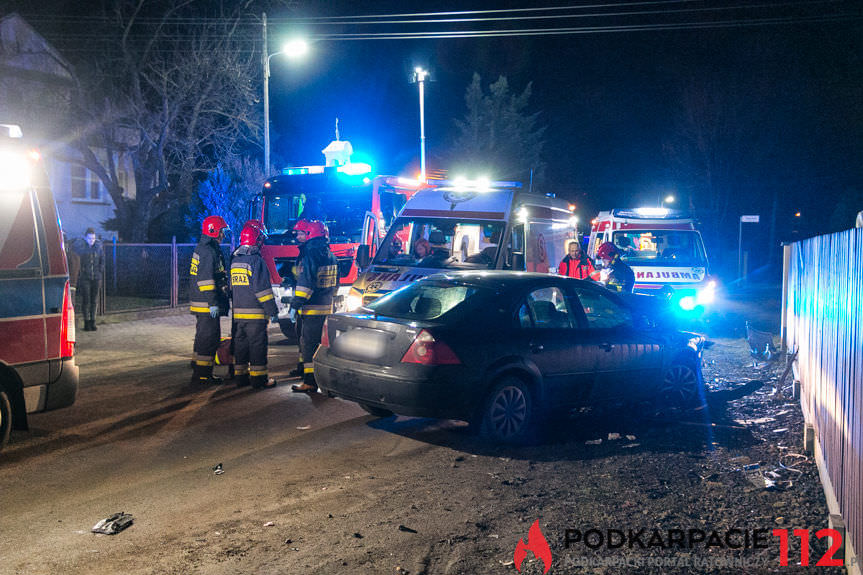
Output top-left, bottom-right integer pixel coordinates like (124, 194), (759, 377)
(558, 240), (595, 280)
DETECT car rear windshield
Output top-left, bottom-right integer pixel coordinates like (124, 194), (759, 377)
(366, 281), (488, 320)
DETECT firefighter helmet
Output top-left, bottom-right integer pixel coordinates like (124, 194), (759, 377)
(596, 241), (618, 261)
(293, 219), (328, 240)
(202, 215), (229, 238)
(240, 221), (267, 247)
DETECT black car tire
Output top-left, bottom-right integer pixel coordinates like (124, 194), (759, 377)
(278, 319), (299, 344)
(359, 403), (394, 418)
(480, 377), (536, 444)
(658, 359), (702, 411)
(0, 389), (12, 452)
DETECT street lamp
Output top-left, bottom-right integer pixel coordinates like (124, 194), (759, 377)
(661, 194), (675, 208)
(262, 12), (308, 175)
(413, 67), (429, 180)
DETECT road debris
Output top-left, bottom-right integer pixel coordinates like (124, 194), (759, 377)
(398, 525), (418, 533)
(212, 463), (224, 475)
(296, 425), (311, 430)
(91, 512), (134, 535)
(607, 432), (621, 440)
(585, 439), (602, 445)
(264, 521), (275, 527)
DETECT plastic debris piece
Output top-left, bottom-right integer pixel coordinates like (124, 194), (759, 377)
(607, 432), (621, 440)
(296, 425), (311, 430)
(773, 428), (789, 433)
(625, 435), (636, 441)
(91, 512), (134, 535)
(213, 463), (224, 475)
(585, 439), (602, 445)
(264, 521), (275, 527)
(398, 525), (418, 533)
(742, 463), (768, 489)
(622, 443), (641, 448)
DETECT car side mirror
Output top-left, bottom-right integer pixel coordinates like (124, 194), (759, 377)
(356, 244), (371, 269)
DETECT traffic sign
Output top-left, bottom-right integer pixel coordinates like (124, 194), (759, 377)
(740, 215), (760, 223)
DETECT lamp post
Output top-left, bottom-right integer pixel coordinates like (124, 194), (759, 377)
(262, 12), (308, 175)
(414, 67), (429, 180)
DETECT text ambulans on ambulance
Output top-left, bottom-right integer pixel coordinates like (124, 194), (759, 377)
(347, 182), (577, 309)
(0, 125), (78, 451)
(587, 208), (715, 312)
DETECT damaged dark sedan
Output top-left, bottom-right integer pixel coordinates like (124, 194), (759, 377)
(314, 271), (705, 443)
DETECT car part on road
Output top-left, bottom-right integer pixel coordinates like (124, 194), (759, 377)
(213, 463), (224, 475)
(479, 377), (536, 444)
(91, 512), (134, 534)
(0, 390), (11, 451)
(359, 403), (394, 418)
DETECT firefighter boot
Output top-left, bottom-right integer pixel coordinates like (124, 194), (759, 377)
(234, 373), (250, 387)
(287, 361), (303, 378)
(192, 363), (222, 385)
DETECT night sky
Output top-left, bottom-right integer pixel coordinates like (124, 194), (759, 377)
(7, 0), (863, 268)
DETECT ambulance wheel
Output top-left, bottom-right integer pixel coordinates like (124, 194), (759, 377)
(0, 390), (12, 452)
(278, 319), (299, 344)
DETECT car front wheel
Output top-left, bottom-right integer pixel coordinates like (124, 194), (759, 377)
(659, 360), (702, 410)
(480, 377), (536, 444)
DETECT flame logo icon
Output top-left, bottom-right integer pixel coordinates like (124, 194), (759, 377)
(514, 519), (552, 573)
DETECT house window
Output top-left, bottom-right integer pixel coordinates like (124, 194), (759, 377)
(71, 165), (103, 201)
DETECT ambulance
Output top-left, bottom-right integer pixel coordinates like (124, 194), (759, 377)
(587, 207), (715, 313)
(346, 179), (577, 309)
(0, 125), (78, 452)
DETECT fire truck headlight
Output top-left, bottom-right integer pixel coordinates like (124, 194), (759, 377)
(0, 151), (31, 191)
(345, 291), (363, 312)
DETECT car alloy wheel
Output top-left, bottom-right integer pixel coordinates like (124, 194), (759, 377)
(660, 362), (701, 407)
(481, 378), (533, 443)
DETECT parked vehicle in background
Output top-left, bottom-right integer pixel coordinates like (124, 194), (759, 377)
(0, 124), (78, 452)
(250, 139), (428, 338)
(346, 179), (578, 310)
(315, 271), (705, 443)
(588, 208), (716, 316)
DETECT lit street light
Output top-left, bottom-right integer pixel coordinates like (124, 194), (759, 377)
(661, 194), (675, 208)
(413, 67), (429, 180)
(263, 12), (308, 175)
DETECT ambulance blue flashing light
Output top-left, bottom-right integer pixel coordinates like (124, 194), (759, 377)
(613, 208), (691, 219)
(337, 162), (372, 176)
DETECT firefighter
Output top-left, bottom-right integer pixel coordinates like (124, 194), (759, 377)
(230, 222), (278, 389)
(596, 241), (635, 293)
(190, 215), (231, 384)
(558, 240), (595, 280)
(289, 219), (338, 393)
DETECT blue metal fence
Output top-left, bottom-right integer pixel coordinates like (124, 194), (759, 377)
(785, 227), (863, 567)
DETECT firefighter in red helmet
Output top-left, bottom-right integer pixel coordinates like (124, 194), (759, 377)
(596, 241), (635, 293)
(189, 215), (230, 384)
(288, 219), (338, 392)
(230, 221), (278, 389)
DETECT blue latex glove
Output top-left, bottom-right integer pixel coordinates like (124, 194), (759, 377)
(209, 305), (219, 318)
(271, 315), (279, 324)
(288, 308), (297, 323)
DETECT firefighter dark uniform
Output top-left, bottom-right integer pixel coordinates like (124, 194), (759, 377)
(290, 219), (338, 392)
(230, 223), (278, 389)
(190, 216), (230, 384)
(596, 242), (635, 294)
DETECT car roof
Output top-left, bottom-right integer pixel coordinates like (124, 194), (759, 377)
(420, 270), (595, 290)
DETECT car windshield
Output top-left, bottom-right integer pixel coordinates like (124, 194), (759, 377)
(373, 217), (505, 270)
(611, 230), (707, 266)
(263, 174), (372, 243)
(366, 280), (488, 320)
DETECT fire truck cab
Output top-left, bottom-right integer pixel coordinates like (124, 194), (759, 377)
(347, 179), (577, 309)
(0, 124), (78, 452)
(588, 208), (715, 313)
(251, 140), (428, 338)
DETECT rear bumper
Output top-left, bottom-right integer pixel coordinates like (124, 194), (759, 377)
(47, 357), (79, 411)
(314, 350), (475, 420)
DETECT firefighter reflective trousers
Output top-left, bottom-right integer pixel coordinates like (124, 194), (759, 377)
(300, 314), (326, 387)
(233, 320), (269, 385)
(193, 314), (221, 380)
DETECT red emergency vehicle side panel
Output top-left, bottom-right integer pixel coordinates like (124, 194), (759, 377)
(0, 317), (45, 364)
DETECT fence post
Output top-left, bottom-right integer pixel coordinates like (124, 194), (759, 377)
(780, 242), (792, 351)
(171, 236), (178, 308)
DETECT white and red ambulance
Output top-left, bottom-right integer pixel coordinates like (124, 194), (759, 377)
(588, 208), (716, 313)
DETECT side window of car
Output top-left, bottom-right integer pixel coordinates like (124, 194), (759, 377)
(519, 287), (573, 329)
(573, 287), (632, 329)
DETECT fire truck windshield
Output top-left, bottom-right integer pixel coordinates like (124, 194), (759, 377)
(611, 230), (707, 266)
(263, 174), (372, 243)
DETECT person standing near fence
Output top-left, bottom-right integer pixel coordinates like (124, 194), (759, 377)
(189, 216), (230, 385)
(230, 222), (278, 389)
(288, 219), (338, 393)
(74, 228), (104, 331)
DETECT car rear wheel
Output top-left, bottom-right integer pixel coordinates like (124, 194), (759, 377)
(480, 377), (535, 444)
(659, 360), (702, 410)
(0, 390), (12, 452)
(358, 403), (394, 418)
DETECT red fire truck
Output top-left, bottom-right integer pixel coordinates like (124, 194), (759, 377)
(251, 140), (429, 337)
(1, 125), (78, 451)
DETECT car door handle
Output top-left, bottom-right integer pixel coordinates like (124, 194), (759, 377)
(530, 343), (544, 353)
(599, 342), (615, 352)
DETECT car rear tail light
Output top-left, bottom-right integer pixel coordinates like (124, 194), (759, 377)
(60, 281), (75, 358)
(320, 319), (330, 347)
(400, 329), (461, 365)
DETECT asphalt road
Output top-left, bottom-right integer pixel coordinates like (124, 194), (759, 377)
(0, 306), (842, 575)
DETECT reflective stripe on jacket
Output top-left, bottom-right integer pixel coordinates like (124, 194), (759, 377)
(190, 237), (229, 314)
(290, 237), (338, 316)
(229, 246), (277, 321)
